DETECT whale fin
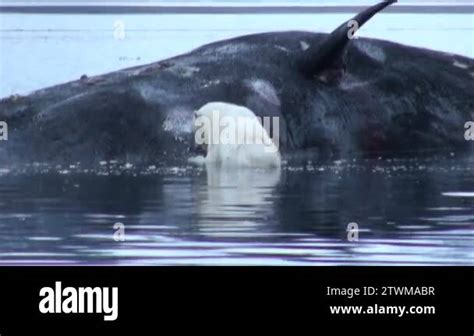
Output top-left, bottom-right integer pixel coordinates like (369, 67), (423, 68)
(300, 0), (396, 82)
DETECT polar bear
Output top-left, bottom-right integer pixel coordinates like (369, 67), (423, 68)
(191, 102), (281, 168)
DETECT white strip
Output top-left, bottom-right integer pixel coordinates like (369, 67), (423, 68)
(1, 2), (473, 8)
(442, 192), (474, 198)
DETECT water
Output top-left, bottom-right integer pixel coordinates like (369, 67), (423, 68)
(0, 155), (472, 265)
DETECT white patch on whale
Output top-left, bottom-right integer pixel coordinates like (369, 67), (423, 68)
(354, 41), (386, 63)
(136, 84), (177, 103)
(204, 42), (251, 56)
(340, 75), (374, 90)
(275, 45), (290, 53)
(453, 61), (469, 69)
(169, 65), (200, 78)
(300, 41), (310, 51)
(162, 107), (193, 141)
(191, 102), (281, 168)
(201, 79), (221, 89)
(244, 79), (281, 106)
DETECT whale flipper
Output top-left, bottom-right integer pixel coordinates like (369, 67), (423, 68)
(300, 0), (397, 81)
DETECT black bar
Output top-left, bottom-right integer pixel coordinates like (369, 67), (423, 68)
(0, 267), (472, 334)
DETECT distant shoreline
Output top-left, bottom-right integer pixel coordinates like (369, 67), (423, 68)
(0, 3), (473, 14)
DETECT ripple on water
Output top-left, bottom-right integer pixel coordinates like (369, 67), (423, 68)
(0, 156), (472, 265)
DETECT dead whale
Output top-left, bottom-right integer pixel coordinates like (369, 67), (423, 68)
(0, 0), (472, 165)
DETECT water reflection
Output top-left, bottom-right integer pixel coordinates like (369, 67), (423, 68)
(0, 156), (472, 265)
(195, 166), (281, 236)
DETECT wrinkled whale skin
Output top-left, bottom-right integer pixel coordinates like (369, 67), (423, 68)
(1, 9), (473, 164)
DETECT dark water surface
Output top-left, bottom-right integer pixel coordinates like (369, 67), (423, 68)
(0, 155), (472, 265)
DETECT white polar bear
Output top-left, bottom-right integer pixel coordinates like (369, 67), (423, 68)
(191, 102), (281, 168)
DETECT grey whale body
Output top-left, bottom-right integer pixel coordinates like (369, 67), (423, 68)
(0, 0), (473, 164)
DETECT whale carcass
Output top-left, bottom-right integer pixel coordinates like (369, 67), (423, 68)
(0, 0), (472, 165)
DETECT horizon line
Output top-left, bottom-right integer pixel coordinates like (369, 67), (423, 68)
(0, 2), (473, 14)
